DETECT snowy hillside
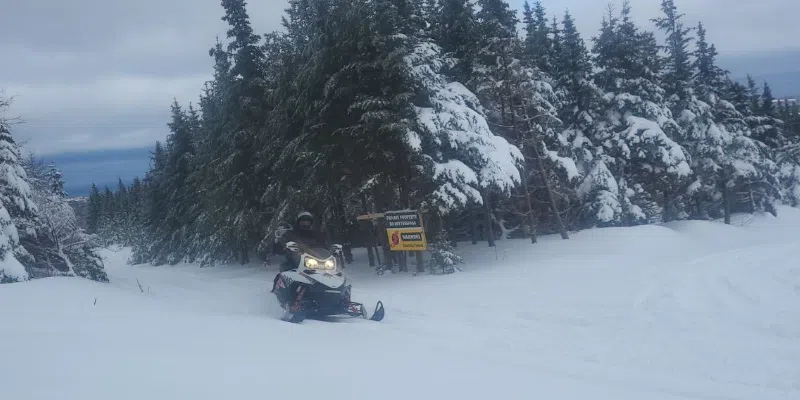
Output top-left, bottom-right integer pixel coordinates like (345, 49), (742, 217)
(2, 208), (799, 400)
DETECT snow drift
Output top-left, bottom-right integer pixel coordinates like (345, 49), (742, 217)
(1, 208), (799, 400)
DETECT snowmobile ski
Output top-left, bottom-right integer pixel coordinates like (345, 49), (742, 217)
(368, 301), (385, 321)
(281, 309), (306, 323)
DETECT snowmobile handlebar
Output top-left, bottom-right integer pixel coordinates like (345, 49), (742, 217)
(284, 240), (342, 256)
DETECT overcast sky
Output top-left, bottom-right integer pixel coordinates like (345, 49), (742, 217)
(2, 0), (799, 160)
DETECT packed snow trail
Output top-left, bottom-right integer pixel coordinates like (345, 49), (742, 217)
(1, 208), (799, 400)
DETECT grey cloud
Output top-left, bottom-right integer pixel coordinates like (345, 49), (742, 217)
(1, 0), (278, 51)
(5, 74), (207, 155)
(560, 0), (800, 55)
(1, 0), (285, 84)
(1, 0), (799, 157)
(1, 0), (286, 155)
(720, 50), (800, 77)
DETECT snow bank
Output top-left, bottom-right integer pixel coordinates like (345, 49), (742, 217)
(0, 203), (26, 282)
(1, 209), (799, 399)
(0, 252), (27, 282)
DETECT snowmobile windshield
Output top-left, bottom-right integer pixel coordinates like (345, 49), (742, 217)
(301, 245), (333, 260)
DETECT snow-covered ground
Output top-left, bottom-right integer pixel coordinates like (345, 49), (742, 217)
(2, 208), (799, 400)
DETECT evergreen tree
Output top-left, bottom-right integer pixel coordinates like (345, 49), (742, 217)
(761, 82), (775, 117)
(472, 0), (572, 241)
(366, 0), (525, 220)
(521, 1), (553, 74)
(687, 22), (780, 220)
(746, 75), (761, 113)
(87, 183), (101, 233)
(212, 0), (271, 264)
(0, 124), (29, 282)
(652, 0), (693, 104)
(0, 124), (39, 236)
(748, 81), (787, 149)
(159, 100), (196, 262)
(550, 11), (605, 225)
(692, 22), (724, 100)
(432, 0), (479, 83)
(588, 2), (690, 226)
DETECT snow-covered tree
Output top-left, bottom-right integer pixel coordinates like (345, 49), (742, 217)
(547, 11), (609, 227)
(522, 1), (554, 75)
(470, 0), (574, 241)
(405, 38), (524, 212)
(23, 156), (109, 282)
(776, 99), (800, 206)
(0, 92), (107, 283)
(424, 230), (463, 274)
(0, 199), (26, 283)
(0, 124), (39, 238)
(0, 116), (27, 282)
(684, 23), (780, 221)
(589, 2), (691, 226)
(652, 0), (693, 106)
(24, 158), (81, 249)
(431, 0), (479, 83)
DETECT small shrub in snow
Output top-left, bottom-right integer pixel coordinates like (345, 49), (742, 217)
(425, 231), (463, 275)
(65, 245), (109, 283)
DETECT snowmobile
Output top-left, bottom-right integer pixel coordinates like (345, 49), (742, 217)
(271, 226), (385, 324)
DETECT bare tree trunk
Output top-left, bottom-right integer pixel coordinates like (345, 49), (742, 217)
(469, 205), (479, 245)
(693, 195), (703, 220)
(398, 250), (408, 272)
(373, 240), (382, 266)
(530, 142), (569, 240)
(378, 217), (392, 269)
(332, 189), (352, 265)
(417, 212), (428, 272)
(373, 185), (392, 269)
(449, 217), (458, 248)
(365, 240), (375, 267)
(483, 192), (496, 247)
(504, 70), (542, 244)
(722, 177), (731, 225)
(398, 180), (412, 272)
(517, 105), (568, 241)
(359, 194), (377, 267)
(518, 166), (539, 244)
(240, 240), (249, 264)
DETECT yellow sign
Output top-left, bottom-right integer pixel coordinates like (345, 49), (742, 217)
(386, 228), (427, 251)
(384, 210), (427, 251)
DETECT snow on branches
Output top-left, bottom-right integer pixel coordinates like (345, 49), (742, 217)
(404, 39), (523, 212)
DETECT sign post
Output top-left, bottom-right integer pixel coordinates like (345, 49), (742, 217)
(383, 210), (427, 251)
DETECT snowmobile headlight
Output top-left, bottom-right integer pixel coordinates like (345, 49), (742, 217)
(304, 258), (319, 268)
(324, 259), (335, 270)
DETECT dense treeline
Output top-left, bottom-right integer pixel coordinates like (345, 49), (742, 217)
(90, 0), (800, 268)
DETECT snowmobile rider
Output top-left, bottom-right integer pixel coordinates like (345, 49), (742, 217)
(274, 211), (329, 272)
